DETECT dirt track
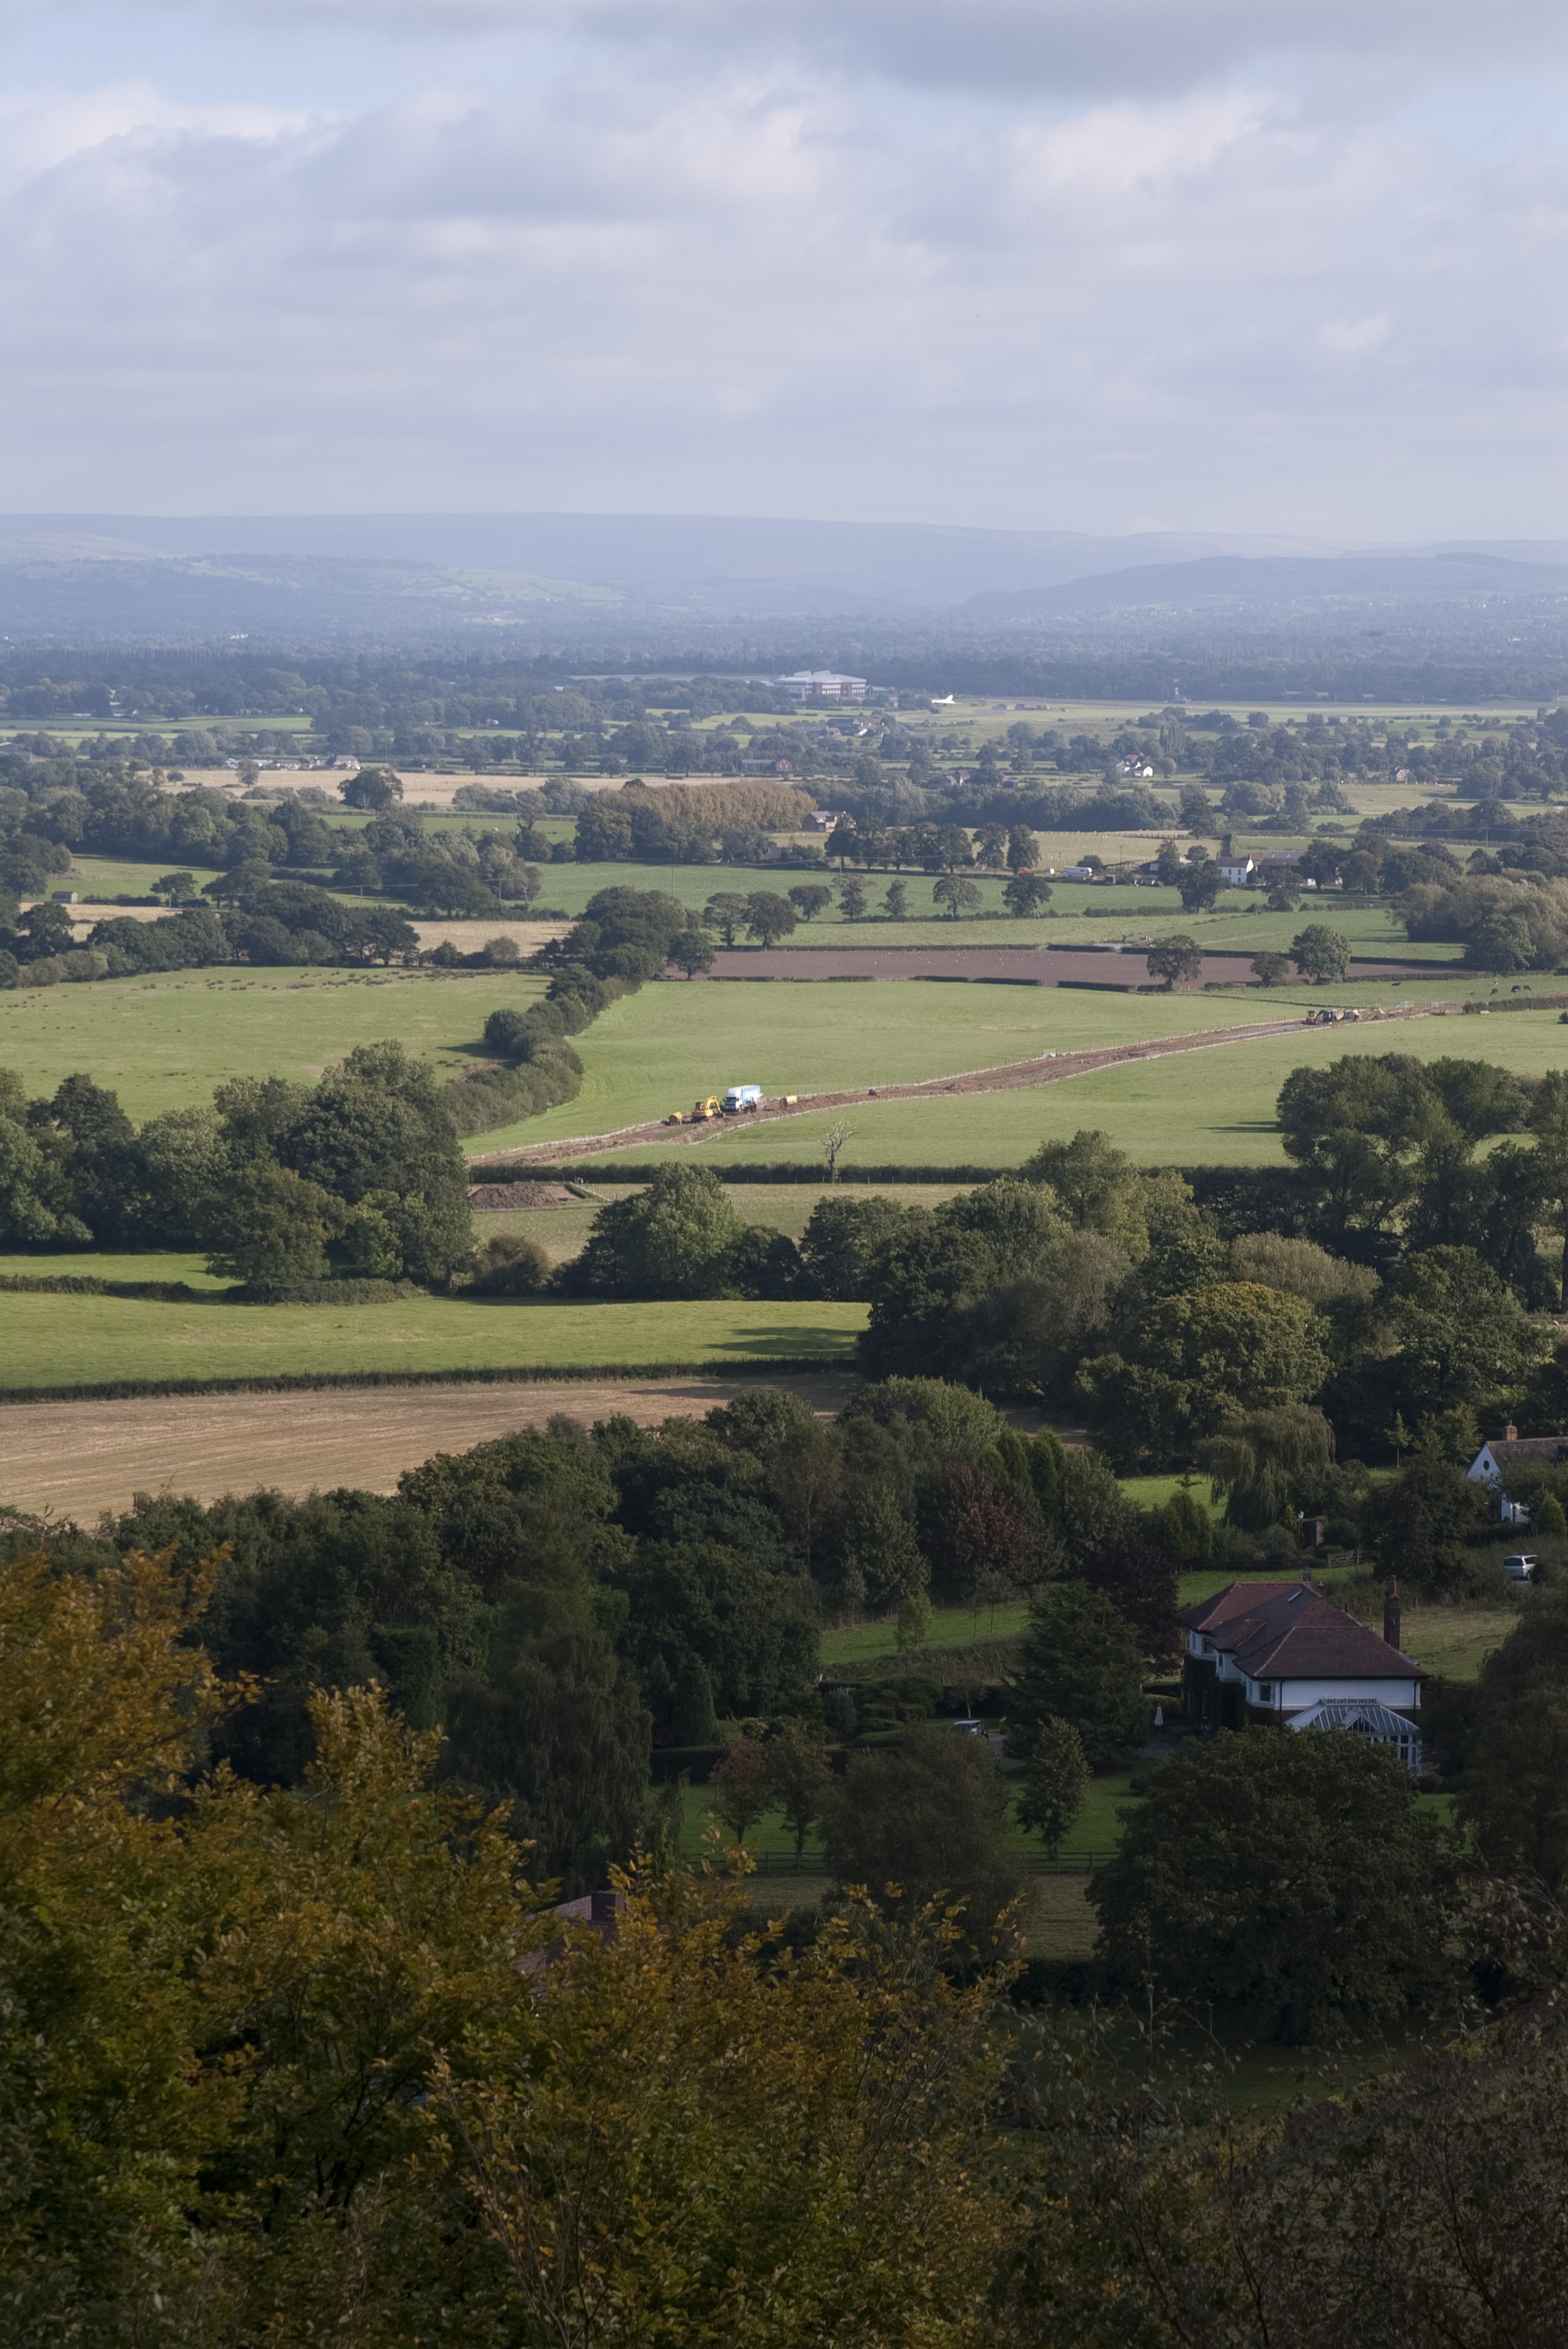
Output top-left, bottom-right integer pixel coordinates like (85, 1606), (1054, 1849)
(477, 1006), (1434, 1169)
(0, 1371), (857, 1524)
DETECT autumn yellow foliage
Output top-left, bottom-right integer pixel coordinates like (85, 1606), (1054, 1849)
(0, 1545), (1017, 2347)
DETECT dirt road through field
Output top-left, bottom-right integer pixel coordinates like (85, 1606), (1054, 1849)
(479, 1006), (1434, 1168)
(0, 1371), (856, 1523)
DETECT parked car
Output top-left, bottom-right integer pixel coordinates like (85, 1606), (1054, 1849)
(1503, 1553), (1538, 1583)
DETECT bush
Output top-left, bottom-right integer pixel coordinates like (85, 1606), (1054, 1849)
(469, 1234), (551, 1296)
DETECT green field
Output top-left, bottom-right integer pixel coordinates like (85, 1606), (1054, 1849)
(465, 978), (1314, 1154)
(674, 1766), (1141, 1865)
(43, 831), (1469, 961)
(0, 964), (547, 1121)
(0, 1292), (867, 1393)
(0, 1249), (228, 1287)
(478, 1182), (978, 1266)
(64, 854), (229, 900)
(561, 1000), (1568, 1171)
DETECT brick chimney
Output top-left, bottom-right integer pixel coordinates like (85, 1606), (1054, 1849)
(1504, 1420), (1518, 1442)
(1384, 1575), (1402, 1652)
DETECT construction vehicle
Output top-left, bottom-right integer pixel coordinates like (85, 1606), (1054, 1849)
(723, 1085), (763, 1114)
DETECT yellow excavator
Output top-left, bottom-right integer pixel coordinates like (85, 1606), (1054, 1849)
(667, 1096), (722, 1125)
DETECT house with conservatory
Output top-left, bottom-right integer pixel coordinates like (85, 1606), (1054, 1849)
(1180, 1574), (1422, 1770)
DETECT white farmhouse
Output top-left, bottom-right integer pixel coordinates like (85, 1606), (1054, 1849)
(1181, 1575), (1422, 1768)
(1466, 1424), (1568, 1517)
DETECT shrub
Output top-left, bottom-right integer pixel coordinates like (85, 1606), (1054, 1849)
(469, 1234), (551, 1296)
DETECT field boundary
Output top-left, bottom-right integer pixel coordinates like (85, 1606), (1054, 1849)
(744, 1849), (1110, 1875)
(481, 1007), (1434, 1169)
(0, 1356), (853, 1407)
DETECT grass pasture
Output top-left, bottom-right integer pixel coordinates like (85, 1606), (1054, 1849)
(558, 999), (1568, 1171)
(0, 962), (548, 1122)
(0, 1289), (868, 1397)
(462, 976), (1306, 1154)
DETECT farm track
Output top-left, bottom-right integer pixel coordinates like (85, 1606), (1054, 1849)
(481, 1006), (1435, 1169)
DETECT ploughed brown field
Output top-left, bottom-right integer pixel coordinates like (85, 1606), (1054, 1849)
(0, 1371), (856, 1524)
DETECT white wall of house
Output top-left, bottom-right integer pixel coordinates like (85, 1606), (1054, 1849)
(1244, 1674), (1420, 1712)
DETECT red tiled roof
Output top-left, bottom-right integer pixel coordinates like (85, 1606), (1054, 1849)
(1181, 1580), (1299, 1634)
(1181, 1581), (1419, 1681)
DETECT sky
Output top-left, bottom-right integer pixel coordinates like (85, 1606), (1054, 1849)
(2, 2), (1567, 539)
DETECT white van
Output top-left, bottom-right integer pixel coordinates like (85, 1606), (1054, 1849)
(722, 1085), (763, 1113)
(1503, 1553), (1538, 1583)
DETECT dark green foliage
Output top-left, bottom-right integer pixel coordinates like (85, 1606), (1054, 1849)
(1146, 934), (1202, 989)
(538, 885), (697, 986)
(1154, 1485), (1213, 1561)
(206, 1160), (341, 1285)
(798, 1192), (913, 1300)
(259, 1040), (473, 1285)
(855, 1181), (1077, 1381)
(102, 1485), (483, 1789)
(1077, 1281), (1332, 1467)
(1053, 1447), (1135, 1568)
(1016, 1717), (1089, 1855)
(469, 1233), (550, 1295)
(442, 1622), (649, 1891)
(1009, 1583), (1148, 1766)
(668, 1652), (719, 1744)
(1079, 1535), (1180, 1664)
(558, 1163), (749, 1299)
(1089, 1730), (1454, 2041)
(821, 1722), (1023, 1953)
(615, 1539), (818, 1717)
(1363, 1456), (1496, 1596)
(919, 1461), (1039, 1608)
(1381, 1244), (1548, 1420)
(1460, 1588), (1568, 1889)
(1196, 1403), (1337, 1533)
(0, 1071), (91, 1246)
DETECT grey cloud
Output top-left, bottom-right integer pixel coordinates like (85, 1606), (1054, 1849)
(100, 0), (1568, 95)
(2, 65), (1567, 535)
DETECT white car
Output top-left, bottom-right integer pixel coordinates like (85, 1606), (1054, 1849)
(1503, 1553), (1538, 1583)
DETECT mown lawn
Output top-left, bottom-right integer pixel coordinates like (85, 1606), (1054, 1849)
(0, 1291), (868, 1393)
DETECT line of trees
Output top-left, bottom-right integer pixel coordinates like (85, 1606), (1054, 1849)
(0, 1043), (474, 1280)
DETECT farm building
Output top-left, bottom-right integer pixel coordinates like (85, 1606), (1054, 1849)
(1181, 1576), (1422, 1766)
(1466, 1424), (1568, 1518)
(776, 669), (868, 701)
